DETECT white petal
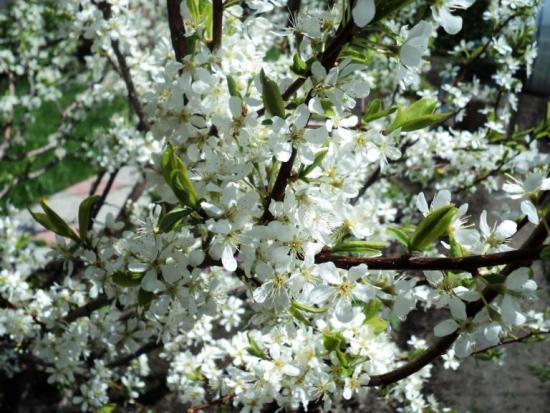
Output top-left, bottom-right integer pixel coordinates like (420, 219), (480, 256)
(318, 262), (340, 284)
(432, 190), (451, 210)
(434, 6), (463, 34)
(309, 285), (334, 304)
(434, 319), (459, 337)
(335, 299), (354, 323)
(352, 0), (376, 27)
(253, 283), (271, 303)
(501, 295), (525, 326)
(479, 210), (490, 236)
(311, 61), (326, 82)
(393, 294), (415, 320)
(416, 193), (429, 216)
(483, 323), (502, 346)
(424, 270), (444, 285)
(283, 364), (301, 376)
(221, 244), (237, 272)
(454, 333), (474, 357)
(353, 284), (375, 302)
(141, 269), (164, 292)
(521, 200), (539, 224)
(449, 296), (467, 321)
(495, 220), (517, 240)
(295, 104), (310, 129)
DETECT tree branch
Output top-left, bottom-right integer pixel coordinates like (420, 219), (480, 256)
(167, 0), (188, 62)
(211, 0), (224, 51)
(366, 210), (550, 387)
(259, 21), (356, 221)
(316, 245), (547, 271)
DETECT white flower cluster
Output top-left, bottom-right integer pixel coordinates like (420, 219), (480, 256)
(1, 0), (549, 412)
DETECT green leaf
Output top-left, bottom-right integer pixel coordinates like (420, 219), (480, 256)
(540, 246), (550, 261)
(78, 195), (101, 243)
(226, 75), (241, 98)
(483, 273), (506, 285)
(160, 145), (199, 209)
(95, 404), (117, 413)
(246, 334), (268, 359)
(362, 298), (382, 320)
(387, 227), (410, 249)
(112, 270), (143, 288)
(138, 289), (155, 308)
(335, 347), (350, 370)
(158, 208), (193, 233)
(410, 205), (457, 252)
(260, 69), (285, 118)
(362, 99), (396, 123)
(365, 317), (388, 335)
(28, 211), (55, 233)
(298, 149), (328, 181)
(187, 0), (200, 20)
(330, 240), (386, 255)
(32, 200), (79, 242)
(263, 45), (281, 62)
(289, 306), (312, 326)
(386, 98), (450, 134)
(322, 332), (344, 352)
(291, 300), (327, 314)
(291, 52), (309, 77)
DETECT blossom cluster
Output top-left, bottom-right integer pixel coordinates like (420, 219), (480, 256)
(1, 0), (549, 412)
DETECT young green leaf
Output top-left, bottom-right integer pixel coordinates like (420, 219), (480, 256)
(387, 227), (410, 249)
(298, 149), (328, 181)
(78, 195), (101, 242)
(330, 240), (387, 255)
(362, 99), (396, 123)
(138, 289), (155, 308)
(161, 145), (200, 209)
(259, 69), (285, 118)
(158, 208), (193, 233)
(34, 201), (79, 242)
(410, 205), (457, 251)
(291, 300), (327, 314)
(289, 306), (312, 326)
(226, 75), (241, 98)
(291, 52), (309, 77)
(322, 332), (344, 352)
(386, 98), (450, 134)
(246, 334), (268, 359)
(112, 270), (143, 288)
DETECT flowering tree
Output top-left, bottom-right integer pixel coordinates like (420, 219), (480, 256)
(1, 0), (550, 411)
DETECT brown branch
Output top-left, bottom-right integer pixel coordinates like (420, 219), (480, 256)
(167, 0), (188, 62)
(316, 244), (547, 271)
(258, 21), (356, 221)
(90, 168), (120, 222)
(366, 210), (550, 387)
(63, 296), (110, 324)
(211, 0), (224, 51)
(107, 340), (161, 368)
(471, 330), (550, 356)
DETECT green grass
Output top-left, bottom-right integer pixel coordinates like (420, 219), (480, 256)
(0, 84), (127, 209)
